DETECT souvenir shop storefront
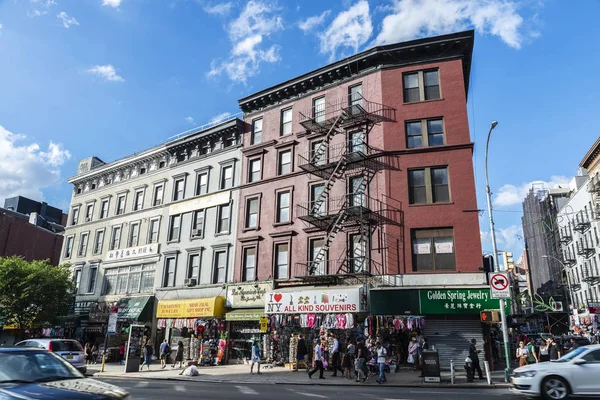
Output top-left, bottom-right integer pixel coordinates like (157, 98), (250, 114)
(155, 296), (226, 366)
(224, 282), (272, 364)
(573, 303), (599, 336)
(263, 285), (368, 368)
(370, 287), (507, 370)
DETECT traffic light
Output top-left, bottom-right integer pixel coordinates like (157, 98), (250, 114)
(480, 310), (500, 323)
(506, 252), (515, 270)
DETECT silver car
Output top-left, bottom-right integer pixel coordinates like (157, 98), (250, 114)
(14, 339), (87, 374)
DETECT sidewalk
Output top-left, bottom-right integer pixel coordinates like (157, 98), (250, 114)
(87, 362), (511, 388)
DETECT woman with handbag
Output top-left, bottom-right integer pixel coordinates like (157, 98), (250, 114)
(407, 337), (418, 371)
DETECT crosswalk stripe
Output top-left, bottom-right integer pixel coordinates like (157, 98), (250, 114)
(136, 381), (149, 388)
(287, 390), (327, 398)
(175, 386), (186, 392)
(235, 385), (259, 395)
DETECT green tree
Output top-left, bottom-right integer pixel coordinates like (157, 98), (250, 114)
(0, 256), (74, 333)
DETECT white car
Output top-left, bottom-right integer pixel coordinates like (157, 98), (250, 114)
(511, 344), (600, 399)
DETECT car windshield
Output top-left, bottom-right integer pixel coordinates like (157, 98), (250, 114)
(51, 341), (83, 352)
(0, 352), (83, 384)
(555, 346), (587, 363)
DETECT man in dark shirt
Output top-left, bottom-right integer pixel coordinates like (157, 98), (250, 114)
(469, 339), (484, 379)
(549, 338), (561, 361)
(294, 334), (308, 372)
(569, 338), (580, 352)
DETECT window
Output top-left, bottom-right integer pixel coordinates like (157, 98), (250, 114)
(191, 210), (205, 237)
(93, 230), (104, 255)
(148, 218), (160, 244)
(168, 215), (182, 242)
(309, 238), (325, 275)
(243, 247), (256, 282)
(128, 222), (140, 247)
(411, 228), (456, 271)
(86, 265), (98, 294)
(78, 232), (89, 257)
(349, 84), (363, 107)
(281, 108), (292, 136)
(85, 204), (94, 222)
(310, 183), (326, 216)
(164, 257), (176, 287)
(348, 175), (366, 207)
(348, 130), (365, 154)
(100, 199), (109, 219)
(278, 150), (292, 175)
(104, 264), (155, 294)
(217, 204), (230, 233)
(246, 198), (259, 228)
(64, 236), (74, 258)
(196, 173), (209, 195)
(73, 269), (82, 293)
(275, 243), (289, 279)
(408, 167), (450, 204)
(582, 349), (600, 363)
(403, 70), (440, 102)
(71, 207), (80, 225)
(251, 118), (263, 145)
(188, 254), (200, 281)
(213, 251), (227, 284)
(276, 191), (291, 223)
(349, 234), (367, 273)
(249, 159), (261, 182)
(406, 118), (445, 148)
(116, 195), (126, 215)
(153, 185), (164, 206)
(110, 226), (121, 250)
(220, 166), (233, 189)
(173, 179), (185, 201)
(311, 140), (327, 165)
(313, 97), (326, 123)
(133, 190), (144, 211)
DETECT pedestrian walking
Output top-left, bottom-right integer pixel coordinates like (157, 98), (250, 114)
(343, 342), (355, 379)
(294, 334), (308, 372)
(538, 339), (550, 362)
(330, 335), (344, 377)
(140, 339), (153, 371)
(407, 337), (418, 371)
(119, 343), (126, 364)
(469, 339), (484, 379)
(172, 341), (184, 368)
(308, 339), (325, 379)
(91, 345), (99, 364)
(250, 341), (262, 375)
(160, 339), (170, 369)
(84, 343), (92, 365)
(526, 338), (538, 364)
(516, 341), (529, 367)
(355, 340), (369, 382)
(548, 338), (561, 361)
(375, 342), (387, 384)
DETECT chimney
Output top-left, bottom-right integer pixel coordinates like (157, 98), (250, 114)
(40, 202), (48, 218)
(29, 212), (39, 226)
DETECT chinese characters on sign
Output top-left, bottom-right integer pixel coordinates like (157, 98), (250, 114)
(104, 244), (159, 262)
(419, 289), (509, 315)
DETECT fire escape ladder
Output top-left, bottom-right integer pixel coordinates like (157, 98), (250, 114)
(311, 112), (347, 164)
(311, 151), (348, 216)
(309, 200), (349, 275)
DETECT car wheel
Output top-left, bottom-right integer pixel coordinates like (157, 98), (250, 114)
(541, 376), (569, 400)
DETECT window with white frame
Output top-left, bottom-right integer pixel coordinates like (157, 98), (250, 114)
(196, 172), (209, 195)
(71, 207), (80, 225)
(248, 159), (261, 183)
(103, 264), (156, 294)
(278, 150), (292, 175)
(243, 247), (256, 282)
(213, 250), (227, 284)
(313, 97), (325, 123)
(64, 235), (74, 258)
(73, 268), (82, 293)
(245, 198), (259, 229)
(116, 195), (126, 215)
(191, 210), (204, 237)
(281, 108), (292, 136)
(168, 215), (182, 242)
(173, 178), (185, 201)
(153, 185), (164, 206)
(128, 222), (140, 247)
(85, 203), (94, 222)
(274, 243), (289, 279)
(93, 229), (104, 255)
(276, 191), (290, 223)
(100, 199), (109, 219)
(78, 232), (89, 257)
(86, 265), (98, 294)
(403, 69), (440, 103)
(251, 118), (263, 145)
(220, 166), (233, 189)
(217, 204), (230, 234)
(187, 254), (201, 281)
(110, 226), (122, 250)
(163, 258), (176, 287)
(148, 218), (160, 244)
(133, 190), (144, 211)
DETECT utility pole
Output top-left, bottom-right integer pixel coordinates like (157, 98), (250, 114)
(484, 121), (512, 382)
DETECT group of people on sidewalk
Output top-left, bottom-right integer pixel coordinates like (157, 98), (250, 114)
(139, 339), (185, 371)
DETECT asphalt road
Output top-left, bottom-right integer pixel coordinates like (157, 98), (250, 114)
(97, 378), (516, 400)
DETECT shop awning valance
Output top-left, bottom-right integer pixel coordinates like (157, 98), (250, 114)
(117, 296), (154, 321)
(225, 309), (265, 321)
(156, 297), (225, 318)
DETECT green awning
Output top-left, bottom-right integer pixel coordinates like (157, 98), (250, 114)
(370, 289), (421, 315)
(225, 309), (265, 321)
(117, 296), (153, 321)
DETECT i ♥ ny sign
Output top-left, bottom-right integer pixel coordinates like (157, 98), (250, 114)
(264, 288), (362, 314)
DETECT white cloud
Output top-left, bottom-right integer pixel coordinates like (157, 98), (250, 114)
(102, 0), (122, 8)
(0, 24), (3, 35)
(185, 116), (195, 125)
(28, 0), (56, 18)
(208, 1), (283, 83)
(0, 125), (71, 204)
(87, 64), (125, 82)
(203, 2), (233, 16)
(497, 224), (522, 250)
(493, 175), (571, 207)
(319, 1), (372, 62)
(209, 112), (232, 124)
(298, 10), (330, 33)
(374, 0), (526, 49)
(57, 11), (79, 28)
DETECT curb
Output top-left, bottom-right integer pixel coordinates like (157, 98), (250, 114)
(91, 373), (511, 389)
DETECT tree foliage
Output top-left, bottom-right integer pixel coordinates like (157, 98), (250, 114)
(0, 256), (74, 330)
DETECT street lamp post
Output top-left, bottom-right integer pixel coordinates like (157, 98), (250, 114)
(485, 121), (512, 382)
(542, 255), (574, 317)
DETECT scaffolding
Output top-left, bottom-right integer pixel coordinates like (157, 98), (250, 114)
(291, 93), (402, 285)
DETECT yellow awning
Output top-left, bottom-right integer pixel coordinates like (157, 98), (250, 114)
(156, 297), (225, 318)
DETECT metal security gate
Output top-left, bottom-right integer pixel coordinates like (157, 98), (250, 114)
(423, 316), (484, 370)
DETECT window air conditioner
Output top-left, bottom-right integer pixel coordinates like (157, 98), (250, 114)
(184, 278), (197, 287)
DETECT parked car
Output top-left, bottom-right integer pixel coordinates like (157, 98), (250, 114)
(15, 339), (87, 374)
(511, 344), (600, 399)
(0, 347), (129, 399)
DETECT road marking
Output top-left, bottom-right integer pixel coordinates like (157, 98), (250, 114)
(136, 381), (149, 388)
(287, 389), (327, 398)
(175, 386), (186, 392)
(235, 385), (259, 395)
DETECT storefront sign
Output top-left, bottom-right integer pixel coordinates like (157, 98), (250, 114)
(419, 289), (507, 315)
(264, 287), (363, 314)
(74, 301), (94, 316)
(156, 297), (225, 318)
(107, 312), (118, 335)
(226, 282), (273, 308)
(225, 309), (264, 321)
(588, 302), (600, 314)
(105, 244), (159, 262)
(260, 317), (268, 332)
(117, 296), (152, 321)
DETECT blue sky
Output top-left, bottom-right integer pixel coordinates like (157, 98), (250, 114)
(0, 0), (599, 259)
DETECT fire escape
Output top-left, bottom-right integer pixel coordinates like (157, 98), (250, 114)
(293, 93), (402, 284)
(582, 261), (600, 286)
(588, 173), (600, 221)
